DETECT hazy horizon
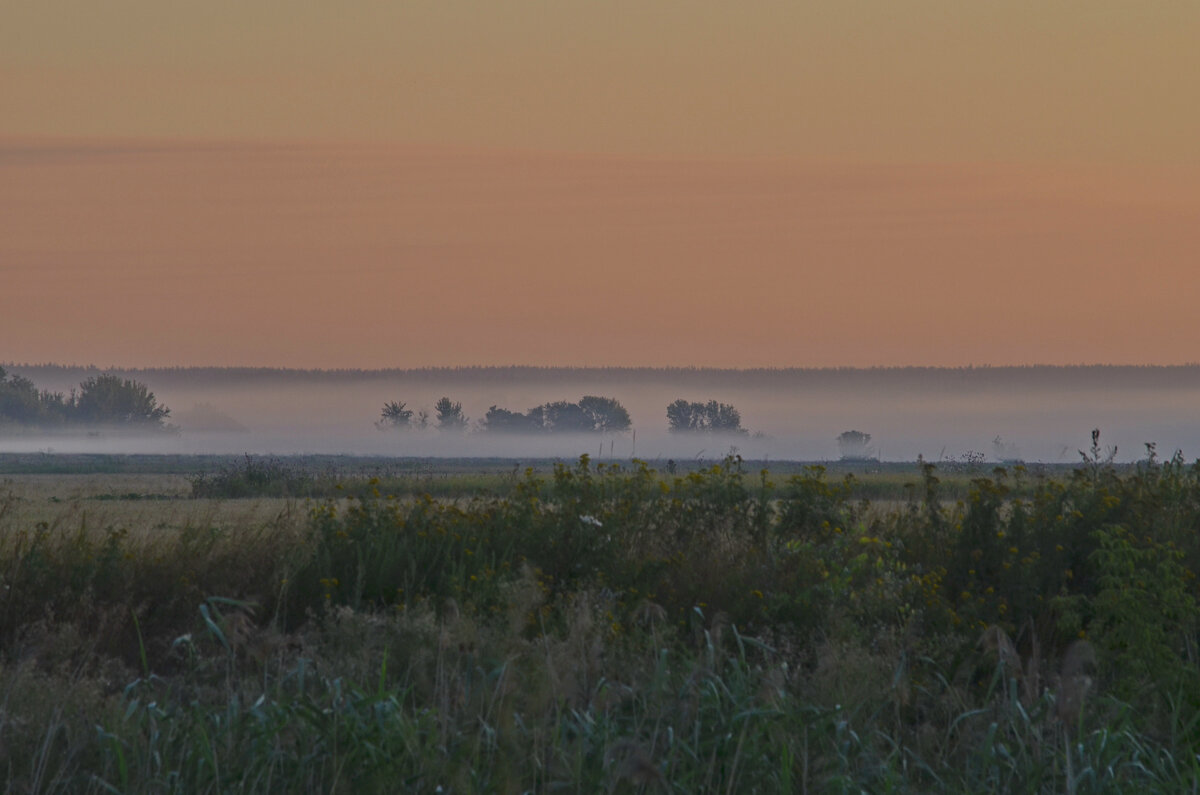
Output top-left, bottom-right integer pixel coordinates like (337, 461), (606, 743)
(4, 363), (1198, 464)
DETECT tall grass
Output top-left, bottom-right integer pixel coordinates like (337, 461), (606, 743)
(0, 452), (1197, 791)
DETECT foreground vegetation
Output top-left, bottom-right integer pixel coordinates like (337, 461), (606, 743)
(1, 447), (1198, 792)
(0, 451), (1047, 501)
(187, 454), (1042, 503)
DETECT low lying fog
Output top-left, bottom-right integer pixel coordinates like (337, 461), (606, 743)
(5, 367), (1200, 464)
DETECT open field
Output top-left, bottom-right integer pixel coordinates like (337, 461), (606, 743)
(2, 451), (1086, 501)
(1, 453), (1198, 792)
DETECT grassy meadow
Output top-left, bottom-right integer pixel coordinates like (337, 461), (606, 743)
(0, 452), (1198, 792)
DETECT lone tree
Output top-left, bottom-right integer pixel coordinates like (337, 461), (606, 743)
(837, 430), (873, 461)
(666, 399), (745, 434)
(434, 397), (467, 431)
(378, 401), (414, 430)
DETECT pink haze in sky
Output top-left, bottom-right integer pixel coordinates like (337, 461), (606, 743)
(3, 2), (1199, 368)
(2, 140), (1197, 368)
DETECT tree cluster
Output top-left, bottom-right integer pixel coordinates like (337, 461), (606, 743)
(0, 368), (172, 430)
(666, 399), (746, 434)
(377, 396), (469, 432)
(483, 396), (631, 434)
(379, 395), (632, 434)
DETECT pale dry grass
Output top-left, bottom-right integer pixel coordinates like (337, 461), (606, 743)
(1, 473), (191, 499)
(1, 474), (298, 540)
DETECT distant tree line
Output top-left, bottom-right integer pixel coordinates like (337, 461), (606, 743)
(0, 368), (173, 430)
(379, 395), (632, 434)
(379, 395), (755, 434)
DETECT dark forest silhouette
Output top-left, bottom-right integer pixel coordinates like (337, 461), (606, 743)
(0, 368), (172, 431)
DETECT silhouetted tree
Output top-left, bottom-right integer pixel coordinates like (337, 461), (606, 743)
(482, 405), (539, 433)
(435, 397), (467, 431)
(2, 370), (172, 430)
(378, 401), (414, 429)
(837, 430), (873, 460)
(667, 399), (702, 432)
(1, 368), (42, 424)
(74, 374), (171, 427)
(579, 395), (632, 432)
(706, 400), (743, 433)
(539, 400), (592, 433)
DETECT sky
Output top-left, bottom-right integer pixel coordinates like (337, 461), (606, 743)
(3, 1), (1199, 368)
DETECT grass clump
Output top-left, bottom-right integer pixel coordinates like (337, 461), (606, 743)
(190, 455), (318, 499)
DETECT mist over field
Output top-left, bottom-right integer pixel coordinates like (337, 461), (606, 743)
(3, 365), (1198, 463)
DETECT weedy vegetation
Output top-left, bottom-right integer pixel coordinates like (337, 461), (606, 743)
(0, 440), (1198, 792)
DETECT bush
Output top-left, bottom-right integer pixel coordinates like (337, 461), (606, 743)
(191, 456), (317, 498)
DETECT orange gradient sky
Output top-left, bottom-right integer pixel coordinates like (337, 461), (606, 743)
(2, 2), (1199, 368)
